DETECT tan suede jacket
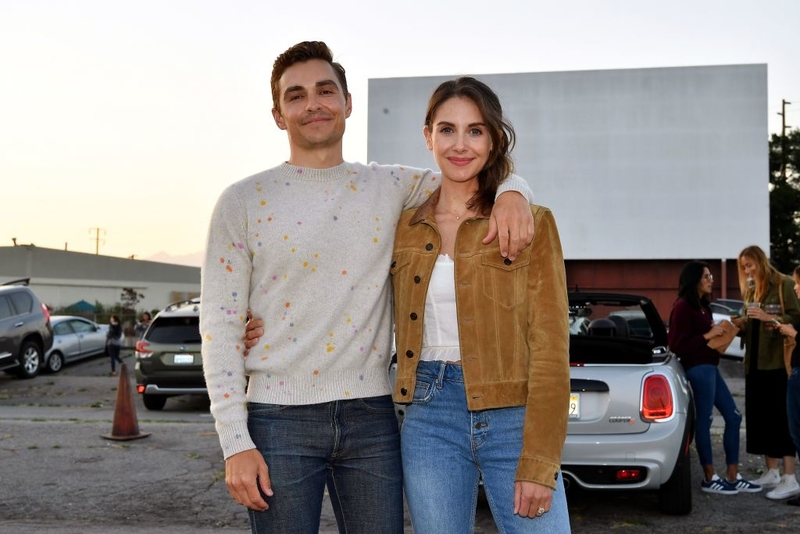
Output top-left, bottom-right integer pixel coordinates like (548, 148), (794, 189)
(391, 191), (570, 489)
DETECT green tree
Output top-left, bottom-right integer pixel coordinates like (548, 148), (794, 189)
(769, 129), (800, 273)
(120, 288), (144, 313)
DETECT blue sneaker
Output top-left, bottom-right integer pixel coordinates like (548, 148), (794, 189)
(701, 474), (739, 495)
(732, 474), (762, 493)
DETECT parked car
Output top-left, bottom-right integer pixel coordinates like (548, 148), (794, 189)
(565, 292), (694, 515)
(134, 298), (205, 411)
(710, 299), (745, 360)
(0, 278), (54, 378)
(44, 316), (109, 373)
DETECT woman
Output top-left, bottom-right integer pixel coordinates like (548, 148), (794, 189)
(733, 246), (800, 500)
(667, 261), (760, 494)
(134, 312), (152, 340)
(106, 314), (124, 376)
(777, 265), (800, 506)
(390, 77), (570, 532)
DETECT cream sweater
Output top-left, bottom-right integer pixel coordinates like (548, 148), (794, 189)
(200, 161), (531, 458)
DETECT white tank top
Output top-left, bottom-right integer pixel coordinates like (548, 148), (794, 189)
(420, 254), (462, 362)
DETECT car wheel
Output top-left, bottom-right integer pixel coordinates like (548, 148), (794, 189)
(46, 352), (64, 374)
(142, 394), (167, 411)
(14, 340), (42, 379)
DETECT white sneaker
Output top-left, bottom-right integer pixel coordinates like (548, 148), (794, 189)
(765, 475), (800, 500)
(752, 469), (781, 488)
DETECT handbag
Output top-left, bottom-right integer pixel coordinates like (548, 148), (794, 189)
(707, 320), (738, 354)
(778, 279), (798, 375)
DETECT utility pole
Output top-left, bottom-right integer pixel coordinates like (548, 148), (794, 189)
(89, 227), (106, 255)
(778, 99), (792, 178)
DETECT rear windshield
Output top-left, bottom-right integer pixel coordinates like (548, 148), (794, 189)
(147, 316), (201, 344)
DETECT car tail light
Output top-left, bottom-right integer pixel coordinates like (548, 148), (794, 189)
(135, 340), (152, 359)
(615, 468), (644, 482)
(641, 374), (674, 421)
(41, 303), (51, 324)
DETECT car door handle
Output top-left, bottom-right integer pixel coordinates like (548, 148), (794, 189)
(14, 322), (25, 328)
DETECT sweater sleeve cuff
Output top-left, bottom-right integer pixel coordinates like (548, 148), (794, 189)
(217, 420), (257, 460)
(496, 173), (534, 203)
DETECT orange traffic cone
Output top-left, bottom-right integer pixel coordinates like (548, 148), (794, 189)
(102, 362), (151, 441)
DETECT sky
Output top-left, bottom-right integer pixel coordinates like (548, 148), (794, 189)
(2, 0), (799, 267)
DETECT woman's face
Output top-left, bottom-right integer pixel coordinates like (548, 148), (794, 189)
(794, 274), (800, 299)
(423, 96), (491, 185)
(740, 255), (759, 280)
(697, 267), (713, 297)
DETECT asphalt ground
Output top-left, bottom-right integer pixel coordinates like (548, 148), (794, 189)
(1, 353), (800, 533)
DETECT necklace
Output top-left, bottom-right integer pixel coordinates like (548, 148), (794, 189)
(449, 207), (470, 220)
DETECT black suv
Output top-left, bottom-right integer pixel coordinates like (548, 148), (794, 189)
(134, 298), (205, 410)
(0, 279), (54, 378)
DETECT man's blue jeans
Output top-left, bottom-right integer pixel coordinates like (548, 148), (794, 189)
(685, 364), (742, 467)
(401, 361), (571, 533)
(246, 396), (403, 534)
(787, 367), (800, 454)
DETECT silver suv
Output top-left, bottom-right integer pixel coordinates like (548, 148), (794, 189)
(0, 279), (54, 378)
(134, 298), (205, 410)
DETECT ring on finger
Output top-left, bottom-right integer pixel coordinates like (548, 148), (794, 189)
(536, 507), (546, 516)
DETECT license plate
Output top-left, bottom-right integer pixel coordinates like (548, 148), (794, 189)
(174, 354), (194, 365)
(569, 393), (580, 419)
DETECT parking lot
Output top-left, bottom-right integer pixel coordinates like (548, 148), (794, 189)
(1, 353), (800, 533)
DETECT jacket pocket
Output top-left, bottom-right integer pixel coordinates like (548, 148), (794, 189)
(479, 252), (530, 309)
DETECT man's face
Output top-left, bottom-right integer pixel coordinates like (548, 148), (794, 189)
(272, 59), (351, 151)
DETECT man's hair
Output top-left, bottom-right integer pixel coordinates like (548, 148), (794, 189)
(424, 76), (516, 215)
(271, 41), (348, 112)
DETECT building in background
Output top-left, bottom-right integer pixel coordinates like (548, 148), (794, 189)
(0, 245), (200, 312)
(367, 64), (768, 317)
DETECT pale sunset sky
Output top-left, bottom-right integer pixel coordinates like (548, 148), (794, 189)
(2, 0), (798, 266)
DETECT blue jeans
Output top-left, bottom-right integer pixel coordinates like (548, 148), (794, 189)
(685, 364), (741, 467)
(107, 343), (122, 372)
(401, 361), (571, 533)
(788, 367), (800, 454)
(246, 396), (403, 534)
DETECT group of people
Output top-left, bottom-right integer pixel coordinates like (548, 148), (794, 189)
(105, 311), (151, 376)
(668, 250), (800, 505)
(197, 39), (798, 533)
(199, 40), (571, 533)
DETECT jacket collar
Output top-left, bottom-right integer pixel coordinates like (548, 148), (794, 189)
(408, 187), (490, 225)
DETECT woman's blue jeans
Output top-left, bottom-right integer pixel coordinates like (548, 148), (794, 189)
(401, 361), (571, 533)
(685, 364), (742, 467)
(246, 395), (403, 534)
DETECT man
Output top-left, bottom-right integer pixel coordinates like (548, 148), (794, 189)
(200, 41), (534, 533)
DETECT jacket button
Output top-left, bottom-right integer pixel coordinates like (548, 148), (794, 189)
(425, 243), (434, 251)
(391, 261), (396, 268)
(400, 388), (408, 395)
(406, 350), (414, 358)
(504, 258), (512, 265)
(410, 313), (418, 320)
(414, 276), (421, 284)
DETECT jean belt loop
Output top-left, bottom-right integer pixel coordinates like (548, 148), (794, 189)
(436, 360), (447, 387)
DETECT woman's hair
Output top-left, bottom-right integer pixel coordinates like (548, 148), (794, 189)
(677, 260), (711, 309)
(424, 76), (516, 215)
(737, 245), (782, 302)
(110, 314), (120, 323)
(794, 265), (800, 282)
(270, 41), (348, 113)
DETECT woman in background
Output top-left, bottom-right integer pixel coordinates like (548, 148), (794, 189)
(777, 265), (800, 506)
(668, 261), (760, 494)
(106, 314), (123, 376)
(733, 246), (800, 500)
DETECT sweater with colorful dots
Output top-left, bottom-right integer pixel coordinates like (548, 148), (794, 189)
(200, 161), (531, 459)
